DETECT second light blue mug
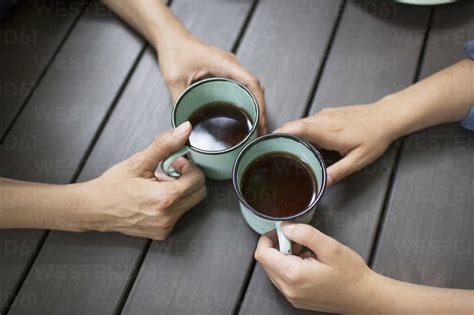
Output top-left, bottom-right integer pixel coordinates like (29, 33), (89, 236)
(162, 78), (259, 180)
(232, 134), (327, 254)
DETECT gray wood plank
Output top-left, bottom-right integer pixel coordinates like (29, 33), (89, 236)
(0, 1), (144, 313)
(0, 230), (43, 312)
(0, 0), (87, 139)
(0, 1), (87, 309)
(240, 1), (431, 313)
(8, 1), (255, 314)
(237, 0), (342, 131)
(122, 1), (342, 314)
(372, 1), (474, 289)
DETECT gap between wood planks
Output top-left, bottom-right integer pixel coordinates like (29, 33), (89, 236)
(0, 1), (90, 145)
(367, 7), (435, 268)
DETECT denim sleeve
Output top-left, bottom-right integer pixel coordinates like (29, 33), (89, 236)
(460, 40), (474, 131)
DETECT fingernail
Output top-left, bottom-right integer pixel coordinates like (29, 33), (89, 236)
(282, 222), (295, 234)
(174, 121), (191, 137)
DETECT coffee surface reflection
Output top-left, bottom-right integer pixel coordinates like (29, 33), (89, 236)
(188, 101), (252, 151)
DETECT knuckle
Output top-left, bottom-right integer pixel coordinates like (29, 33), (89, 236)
(328, 243), (342, 257)
(301, 227), (318, 246)
(164, 70), (181, 86)
(283, 287), (299, 302)
(170, 183), (185, 197)
(155, 133), (173, 154)
(158, 216), (176, 230)
(149, 208), (163, 217)
(152, 232), (169, 241)
(246, 76), (260, 87)
(290, 300), (303, 309)
(298, 120), (310, 132)
(157, 193), (178, 210)
(284, 269), (302, 284)
(227, 52), (237, 61)
(254, 249), (262, 262)
(189, 167), (206, 186)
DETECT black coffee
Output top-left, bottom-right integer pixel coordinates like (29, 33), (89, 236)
(241, 152), (317, 218)
(188, 101), (252, 151)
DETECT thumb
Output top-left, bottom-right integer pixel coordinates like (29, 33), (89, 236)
(281, 223), (341, 264)
(136, 121), (192, 170)
(326, 148), (364, 186)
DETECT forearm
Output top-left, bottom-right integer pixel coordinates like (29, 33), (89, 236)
(368, 272), (474, 314)
(102, 0), (191, 51)
(0, 178), (92, 231)
(379, 59), (474, 139)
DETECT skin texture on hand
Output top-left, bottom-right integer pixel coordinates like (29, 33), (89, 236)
(254, 223), (377, 314)
(158, 33), (267, 134)
(0, 122), (206, 240)
(275, 103), (394, 186)
(276, 59), (474, 186)
(102, 0), (267, 134)
(255, 223), (474, 314)
(83, 121), (206, 240)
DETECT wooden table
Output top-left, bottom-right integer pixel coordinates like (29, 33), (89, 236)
(1, 0), (473, 314)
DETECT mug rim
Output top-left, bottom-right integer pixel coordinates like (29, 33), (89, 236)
(232, 133), (327, 221)
(172, 77), (260, 155)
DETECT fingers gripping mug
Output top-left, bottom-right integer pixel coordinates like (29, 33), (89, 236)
(162, 78), (259, 180)
(232, 134), (327, 254)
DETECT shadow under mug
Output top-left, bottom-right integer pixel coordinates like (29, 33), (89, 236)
(162, 77), (259, 180)
(232, 134), (327, 254)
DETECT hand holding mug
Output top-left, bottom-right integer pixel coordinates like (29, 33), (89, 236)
(254, 223), (378, 313)
(158, 33), (267, 134)
(84, 122), (206, 240)
(233, 134), (326, 254)
(275, 102), (397, 186)
(162, 78), (260, 180)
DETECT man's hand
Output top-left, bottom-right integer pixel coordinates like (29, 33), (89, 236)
(85, 122), (206, 240)
(158, 34), (267, 135)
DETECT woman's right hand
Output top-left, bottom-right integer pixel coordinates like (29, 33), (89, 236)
(82, 122), (206, 240)
(275, 101), (398, 186)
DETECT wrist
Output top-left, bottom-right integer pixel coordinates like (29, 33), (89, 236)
(359, 271), (396, 315)
(60, 180), (107, 232)
(153, 22), (193, 54)
(374, 93), (414, 141)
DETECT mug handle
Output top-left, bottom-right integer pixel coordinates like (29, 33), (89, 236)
(276, 221), (292, 255)
(161, 147), (191, 177)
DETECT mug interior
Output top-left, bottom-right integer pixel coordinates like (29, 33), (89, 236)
(174, 78), (258, 135)
(233, 134), (327, 221)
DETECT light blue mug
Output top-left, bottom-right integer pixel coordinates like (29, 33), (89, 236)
(162, 78), (259, 180)
(232, 134), (327, 254)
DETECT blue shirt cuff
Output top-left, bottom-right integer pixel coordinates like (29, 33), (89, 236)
(461, 40), (474, 130)
(465, 40), (474, 60)
(461, 107), (474, 131)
